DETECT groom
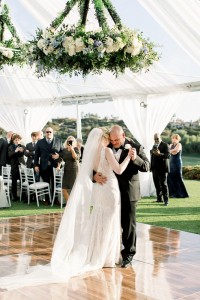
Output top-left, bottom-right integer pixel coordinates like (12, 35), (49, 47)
(94, 125), (150, 267)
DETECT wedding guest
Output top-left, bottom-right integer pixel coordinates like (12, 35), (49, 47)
(8, 133), (25, 201)
(0, 131), (13, 175)
(25, 132), (38, 168)
(167, 133), (189, 198)
(150, 133), (170, 206)
(60, 136), (80, 202)
(36, 130), (44, 140)
(76, 138), (84, 163)
(34, 127), (63, 205)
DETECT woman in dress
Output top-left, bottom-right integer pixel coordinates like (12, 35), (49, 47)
(60, 136), (80, 202)
(167, 133), (189, 198)
(0, 127), (133, 290)
(8, 133), (25, 201)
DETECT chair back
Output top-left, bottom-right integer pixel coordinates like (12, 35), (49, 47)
(25, 168), (36, 185)
(1, 166), (11, 206)
(19, 165), (26, 184)
(52, 167), (64, 207)
(53, 167), (64, 189)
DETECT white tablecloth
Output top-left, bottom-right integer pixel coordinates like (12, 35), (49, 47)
(0, 176), (10, 208)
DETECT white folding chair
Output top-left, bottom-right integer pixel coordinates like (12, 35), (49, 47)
(1, 166), (12, 206)
(19, 165), (28, 201)
(24, 167), (51, 207)
(52, 167), (64, 208)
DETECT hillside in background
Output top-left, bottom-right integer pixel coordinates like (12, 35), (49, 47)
(45, 114), (200, 154)
(0, 114), (199, 154)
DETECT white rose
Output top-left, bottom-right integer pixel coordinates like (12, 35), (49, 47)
(37, 39), (46, 49)
(106, 46), (114, 53)
(68, 45), (76, 56)
(105, 37), (113, 47)
(125, 144), (132, 150)
(75, 38), (85, 53)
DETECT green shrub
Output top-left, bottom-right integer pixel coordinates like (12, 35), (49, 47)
(182, 165), (200, 180)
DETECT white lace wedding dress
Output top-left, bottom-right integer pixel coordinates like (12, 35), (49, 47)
(0, 128), (130, 291)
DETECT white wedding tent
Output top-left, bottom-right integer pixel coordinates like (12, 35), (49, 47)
(1, 0), (200, 195)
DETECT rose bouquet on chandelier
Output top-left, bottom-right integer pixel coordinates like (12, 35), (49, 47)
(28, 24), (159, 77)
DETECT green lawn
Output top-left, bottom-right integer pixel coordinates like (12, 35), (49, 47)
(182, 153), (200, 166)
(137, 180), (200, 234)
(1, 180), (199, 234)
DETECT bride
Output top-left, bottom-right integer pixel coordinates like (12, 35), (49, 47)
(0, 127), (133, 291)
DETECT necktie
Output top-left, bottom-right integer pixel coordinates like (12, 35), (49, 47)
(47, 139), (51, 144)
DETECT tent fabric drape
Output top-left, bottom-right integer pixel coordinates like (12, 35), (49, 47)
(137, 0), (200, 66)
(0, 102), (60, 144)
(112, 91), (186, 196)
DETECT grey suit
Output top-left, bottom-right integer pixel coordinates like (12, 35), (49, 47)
(108, 138), (150, 259)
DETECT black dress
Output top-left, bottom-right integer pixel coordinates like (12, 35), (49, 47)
(167, 145), (189, 198)
(62, 148), (80, 190)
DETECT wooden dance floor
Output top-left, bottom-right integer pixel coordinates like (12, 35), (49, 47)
(0, 213), (199, 299)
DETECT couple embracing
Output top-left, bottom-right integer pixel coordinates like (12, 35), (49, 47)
(0, 125), (149, 290)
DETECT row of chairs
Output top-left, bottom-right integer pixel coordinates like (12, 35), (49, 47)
(1, 165), (65, 208)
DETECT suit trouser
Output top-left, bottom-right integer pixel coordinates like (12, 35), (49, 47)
(121, 200), (137, 259)
(152, 171), (169, 202)
(40, 166), (54, 201)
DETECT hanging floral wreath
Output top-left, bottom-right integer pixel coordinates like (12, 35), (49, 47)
(28, 0), (160, 77)
(0, 4), (27, 70)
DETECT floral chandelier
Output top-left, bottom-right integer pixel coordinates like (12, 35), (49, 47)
(0, 3), (27, 70)
(28, 0), (160, 77)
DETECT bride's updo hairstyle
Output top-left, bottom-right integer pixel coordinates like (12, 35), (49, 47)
(99, 127), (110, 143)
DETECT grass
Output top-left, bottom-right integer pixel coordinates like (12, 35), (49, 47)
(182, 153), (200, 166)
(0, 201), (63, 218)
(137, 180), (200, 234)
(0, 180), (199, 234)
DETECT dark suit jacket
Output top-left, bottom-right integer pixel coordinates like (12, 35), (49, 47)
(25, 142), (37, 168)
(34, 137), (63, 171)
(8, 144), (25, 175)
(0, 137), (9, 166)
(150, 141), (170, 173)
(108, 138), (150, 202)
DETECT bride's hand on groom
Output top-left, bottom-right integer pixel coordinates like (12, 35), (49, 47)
(128, 148), (137, 161)
(94, 172), (107, 185)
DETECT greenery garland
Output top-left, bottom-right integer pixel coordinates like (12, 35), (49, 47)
(0, 4), (27, 70)
(27, 0), (160, 77)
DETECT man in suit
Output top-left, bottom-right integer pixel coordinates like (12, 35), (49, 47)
(94, 125), (150, 268)
(0, 131), (13, 175)
(34, 127), (63, 205)
(25, 132), (38, 168)
(150, 133), (170, 206)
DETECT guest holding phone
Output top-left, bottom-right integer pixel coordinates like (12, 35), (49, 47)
(8, 133), (25, 201)
(60, 136), (80, 202)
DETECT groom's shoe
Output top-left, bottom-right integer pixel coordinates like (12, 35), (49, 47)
(121, 257), (133, 268)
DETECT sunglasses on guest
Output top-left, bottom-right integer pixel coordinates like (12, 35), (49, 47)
(46, 131), (52, 133)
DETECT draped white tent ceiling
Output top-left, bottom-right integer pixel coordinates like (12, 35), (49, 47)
(1, 0), (200, 196)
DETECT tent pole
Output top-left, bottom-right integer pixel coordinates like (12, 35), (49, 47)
(76, 101), (82, 140)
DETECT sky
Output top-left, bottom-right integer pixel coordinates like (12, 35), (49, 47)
(53, 0), (200, 121)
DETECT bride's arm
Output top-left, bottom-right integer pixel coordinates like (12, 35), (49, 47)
(105, 147), (131, 174)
